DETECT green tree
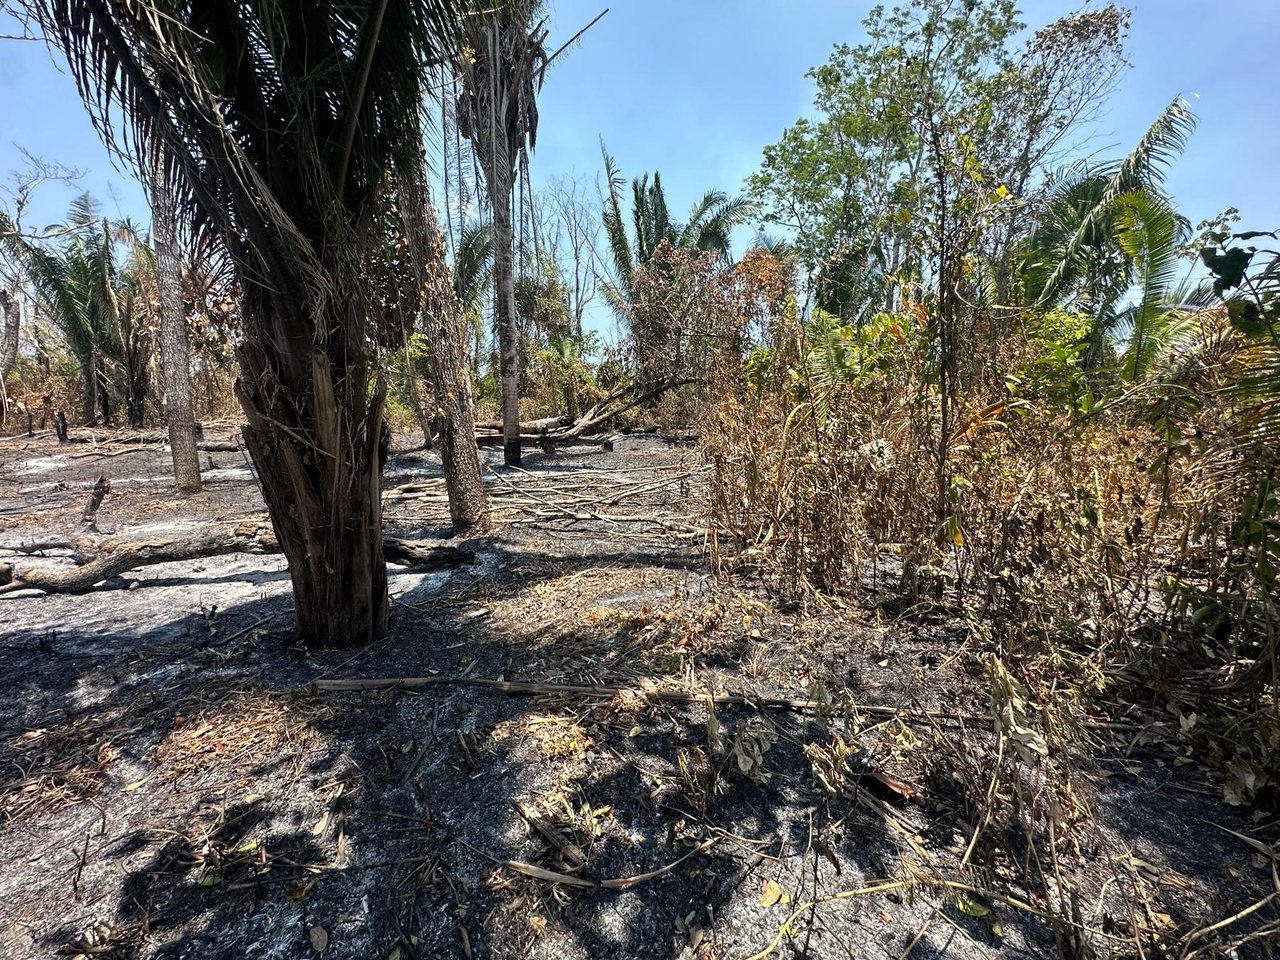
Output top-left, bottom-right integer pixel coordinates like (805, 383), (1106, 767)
(749, 2), (1131, 319)
(3, 196), (152, 427)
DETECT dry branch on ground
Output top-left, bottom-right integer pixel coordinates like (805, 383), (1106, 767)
(0, 524), (474, 595)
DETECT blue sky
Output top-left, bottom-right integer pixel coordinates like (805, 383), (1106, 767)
(2, 1), (1277, 273)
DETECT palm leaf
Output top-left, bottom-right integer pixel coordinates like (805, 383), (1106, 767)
(1033, 98), (1196, 310)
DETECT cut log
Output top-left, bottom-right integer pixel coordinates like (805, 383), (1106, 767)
(0, 524), (474, 595)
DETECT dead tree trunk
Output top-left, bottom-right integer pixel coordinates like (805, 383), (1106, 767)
(399, 178), (489, 534)
(80, 352), (97, 426)
(149, 157), (203, 494)
(0, 290), (18, 428)
(82, 475), (111, 527)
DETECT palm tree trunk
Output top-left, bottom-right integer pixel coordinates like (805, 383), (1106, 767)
(126, 383), (145, 429)
(81, 351), (97, 426)
(236, 341), (388, 649)
(0, 291), (18, 427)
(150, 163), (202, 493)
(492, 187), (522, 467)
(97, 358), (113, 426)
(400, 179), (489, 532)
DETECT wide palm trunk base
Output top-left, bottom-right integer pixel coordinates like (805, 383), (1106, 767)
(240, 414), (388, 650)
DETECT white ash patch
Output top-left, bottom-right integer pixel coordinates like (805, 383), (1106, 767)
(200, 466), (254, 483)
(11, 455), (71, 476)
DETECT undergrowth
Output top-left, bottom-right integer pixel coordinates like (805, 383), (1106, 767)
(706, 275), (1280, 956)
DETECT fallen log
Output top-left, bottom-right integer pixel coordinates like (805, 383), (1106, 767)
(474, 414), (573, 433)
(472, 379), (699, 448)
(0, 525), (474, 595)
(475, 430), (697, 451)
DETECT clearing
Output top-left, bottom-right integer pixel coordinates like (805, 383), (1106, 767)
(0, 428), (1275, 960)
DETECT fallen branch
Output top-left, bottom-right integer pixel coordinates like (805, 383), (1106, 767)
(0, 525), (474, 595)
(501, 838), (717, 891)
(311, 675), (976, 722)
(470, 379), (700, 449)
(311, 674), (1144, 732)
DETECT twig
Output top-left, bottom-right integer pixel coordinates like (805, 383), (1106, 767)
(502, 838), (716, 890)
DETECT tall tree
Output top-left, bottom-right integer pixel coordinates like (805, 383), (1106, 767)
(454, 0), (548, 467)
(0, 289), (18, 426)
(399, 176), (489, 532)
(748, 2), (1132, 319)
(29, 0), (476, 648)
(147, 156), (201, 493)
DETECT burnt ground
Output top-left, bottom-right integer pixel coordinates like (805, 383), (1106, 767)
(0, 427), (1276, 960)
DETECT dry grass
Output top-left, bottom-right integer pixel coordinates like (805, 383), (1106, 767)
(151, 688), (334, 780)
(0, 705), (133, 822)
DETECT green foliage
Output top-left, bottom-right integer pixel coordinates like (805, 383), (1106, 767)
(1004, 309), (1095, 413)
(2, 194), (155, 421)
(750, 1), (1131, 321)
(600, 145), (758, 325)
(743, 346), (775, 390)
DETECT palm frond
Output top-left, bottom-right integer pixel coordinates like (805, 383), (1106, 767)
(1113, 189), (1184, 380)
(453, 219), (496, 315)
(600, 143), (635, 310)
(1032, 98), (1196, 310)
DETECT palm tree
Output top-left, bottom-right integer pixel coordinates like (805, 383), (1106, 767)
(1021, 98), (1198, 370)
(29, 0), (482, 648)
(0, 288), (18, 427)
(452, 219), (495, 372)
(2, 197), (150, 427)
(1109, 190), (1212, 381)
(454, 0), (549, 466)
(600, 147), (758, 321)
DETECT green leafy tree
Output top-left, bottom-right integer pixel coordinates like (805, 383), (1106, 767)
(749, 2), (1131, 319)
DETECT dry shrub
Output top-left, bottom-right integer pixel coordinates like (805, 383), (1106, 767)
(709, 307), (1278, 826)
